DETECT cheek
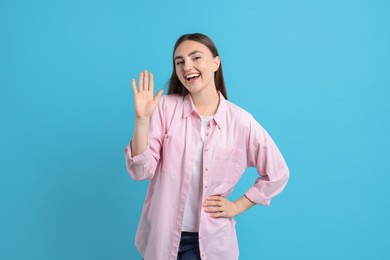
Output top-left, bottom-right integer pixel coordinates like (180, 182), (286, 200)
(175, 70), (186, 84)
(175, 70), (182, 80)
(200, 62), (213, 74)
(175, 68), (181, 77)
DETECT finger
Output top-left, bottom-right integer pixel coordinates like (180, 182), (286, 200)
(131, 79), (138, 94)
(204, 200), (222, 207)
(143, 70), (149, 91)
(204, 206), (221, 213)
(154, 89), (164, 102)
(138, 72), (144, 91)
(149, 72), (154, 92)
(207, 195), (223, 201)
(211, 211), (225, 218)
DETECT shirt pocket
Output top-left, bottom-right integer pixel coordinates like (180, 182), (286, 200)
(160, 134), (185, 175)
(212, 147), (245, 184)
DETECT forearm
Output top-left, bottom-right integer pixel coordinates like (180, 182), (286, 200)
(131, 117), (150, 157)
(234, 195), (255, 215)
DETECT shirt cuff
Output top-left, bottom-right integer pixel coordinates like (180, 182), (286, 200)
(124, 142), (152, 166)
(245, 187), (271, 207)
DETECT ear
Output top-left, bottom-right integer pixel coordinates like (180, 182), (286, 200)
(213, 56), (221, 72)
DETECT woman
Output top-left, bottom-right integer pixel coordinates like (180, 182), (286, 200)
(125, 33), (289, 260)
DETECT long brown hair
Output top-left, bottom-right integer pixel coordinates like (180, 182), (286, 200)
(167, 33), (228, 100)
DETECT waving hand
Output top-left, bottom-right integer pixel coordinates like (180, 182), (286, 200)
(131, 70), (164, 120)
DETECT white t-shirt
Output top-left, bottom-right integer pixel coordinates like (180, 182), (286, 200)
(182, 115), (213, 232)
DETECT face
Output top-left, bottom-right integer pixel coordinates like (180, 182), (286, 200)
(174, 40), (220, 95)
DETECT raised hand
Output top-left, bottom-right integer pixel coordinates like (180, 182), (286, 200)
(131, 70), (164, 120)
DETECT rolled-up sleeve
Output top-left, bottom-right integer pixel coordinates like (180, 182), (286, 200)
(124, 97), (166, 181)
(244, 115), (290, 206)
(124, 144), (157, 180)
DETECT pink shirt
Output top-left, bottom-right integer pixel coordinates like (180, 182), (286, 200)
(124, 93), (289, 260)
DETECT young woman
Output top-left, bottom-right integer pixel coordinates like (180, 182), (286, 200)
(125, 33), (289, 260)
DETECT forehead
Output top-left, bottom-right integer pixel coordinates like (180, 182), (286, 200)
(174, 40), (211, 57)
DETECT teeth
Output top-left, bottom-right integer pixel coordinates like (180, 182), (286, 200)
(186, 74), (200, 80)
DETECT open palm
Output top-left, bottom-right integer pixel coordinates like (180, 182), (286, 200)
(131, 70), (163, 119)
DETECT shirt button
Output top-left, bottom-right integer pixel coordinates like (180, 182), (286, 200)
(205, 186), (208, 189)
(206, 132), (209, 136)
(205, 148), (208, 151)
(205, 167), (208, 171)
(166, 135), (169, 139)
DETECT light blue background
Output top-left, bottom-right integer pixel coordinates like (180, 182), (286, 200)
(1, 0), (389, 259)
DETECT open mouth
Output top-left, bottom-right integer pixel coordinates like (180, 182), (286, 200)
(185, 73), (200, 82)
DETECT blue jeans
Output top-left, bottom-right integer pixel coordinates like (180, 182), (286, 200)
(177, 232), (201, 260)
(142, 232), (200, 260)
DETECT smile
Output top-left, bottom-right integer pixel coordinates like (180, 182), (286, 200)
(185, 73), (200, 82)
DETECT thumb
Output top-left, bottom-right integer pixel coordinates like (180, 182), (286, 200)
(154, 89), (164, 103)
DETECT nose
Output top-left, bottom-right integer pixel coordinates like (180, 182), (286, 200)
(183, 59), (193, 71)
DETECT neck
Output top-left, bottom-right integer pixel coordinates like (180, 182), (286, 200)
(191, 88), (220, 116)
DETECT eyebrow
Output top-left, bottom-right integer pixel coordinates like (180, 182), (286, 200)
(174, 50), (203, 60)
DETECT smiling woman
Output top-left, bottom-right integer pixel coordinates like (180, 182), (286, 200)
(124, 33), (290, 260)
(168, 33), (227, 101)
(172, 41), (220, 106)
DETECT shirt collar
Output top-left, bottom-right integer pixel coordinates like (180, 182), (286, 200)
(182, 91), (227, 129)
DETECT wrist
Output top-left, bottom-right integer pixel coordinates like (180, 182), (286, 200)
(233, 195), (255, 216)
(233, 201), (243, 216)
(135, 117), (150, 126)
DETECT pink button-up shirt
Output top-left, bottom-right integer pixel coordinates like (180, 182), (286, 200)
(124, 93), (289, 260)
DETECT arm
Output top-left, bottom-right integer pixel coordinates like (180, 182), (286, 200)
(124, 70), (164, 180)
(244, 115), (290, 206)
(131, 70), (163, 156)
(131, 117), (150, 157)
(203, 115), (289, 218)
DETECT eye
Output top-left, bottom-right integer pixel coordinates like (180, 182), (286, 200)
(176, 60), (184, 65)
(193, 56), (202, 61)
